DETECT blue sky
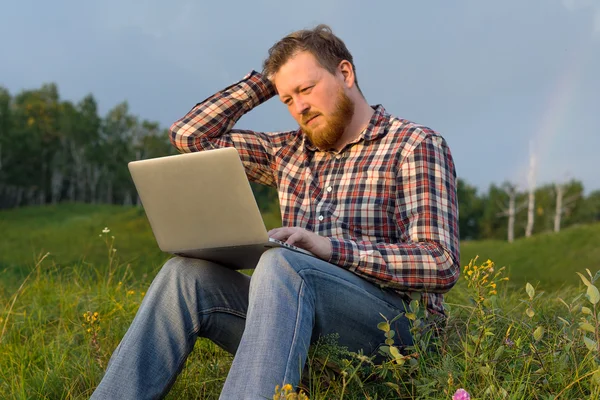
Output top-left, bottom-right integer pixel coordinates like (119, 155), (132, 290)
(2, 0), (599, 193)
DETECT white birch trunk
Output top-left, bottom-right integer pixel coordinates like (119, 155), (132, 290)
(554, 183), (564, 233)
(525, 142), (536, 237)
(123, 191), (132, 206)
(87, 165), (102, 204)
(15, 187), (23, 207)
(51, 169), (63, 205)
(38, 189), (45, 205)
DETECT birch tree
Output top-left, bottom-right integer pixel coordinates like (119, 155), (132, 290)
(553, 181), (580, 232)
(497, 183), (526, 243)
(525, 141), (536, 237)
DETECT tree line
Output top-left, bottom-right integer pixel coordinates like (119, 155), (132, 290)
(1, 83), (598, 241)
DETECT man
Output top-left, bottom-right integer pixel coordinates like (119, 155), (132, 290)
(92, 24), (460, 399)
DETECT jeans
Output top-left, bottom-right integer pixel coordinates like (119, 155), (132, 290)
(91, 248), (413, 399)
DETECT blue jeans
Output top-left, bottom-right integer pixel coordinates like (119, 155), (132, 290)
(91, 248), (412, 399)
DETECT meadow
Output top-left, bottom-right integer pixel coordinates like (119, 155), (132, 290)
(1, 204), (600, 399)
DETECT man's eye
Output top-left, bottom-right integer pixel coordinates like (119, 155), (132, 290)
(301, 86), (313, 93)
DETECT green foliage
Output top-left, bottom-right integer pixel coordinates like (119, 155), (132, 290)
(0, 84), (175, 208)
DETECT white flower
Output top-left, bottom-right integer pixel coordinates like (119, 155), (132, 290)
(102, 227), (110, 234)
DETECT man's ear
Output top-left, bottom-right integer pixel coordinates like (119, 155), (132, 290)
(337, 60), (355, 88)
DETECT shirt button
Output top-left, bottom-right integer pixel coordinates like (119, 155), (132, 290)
(326, 186), (332, 193)
(318, 215), (324, 221)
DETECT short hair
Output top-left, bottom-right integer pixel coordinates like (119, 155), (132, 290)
(262, 24), (360, 89)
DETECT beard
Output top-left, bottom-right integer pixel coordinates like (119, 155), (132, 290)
(301, 88), (355, 151)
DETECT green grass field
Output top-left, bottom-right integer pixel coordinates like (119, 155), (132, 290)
(1, 204), (600, 399)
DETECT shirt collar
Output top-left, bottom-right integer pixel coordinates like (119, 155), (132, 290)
(302, 104), (389, 153)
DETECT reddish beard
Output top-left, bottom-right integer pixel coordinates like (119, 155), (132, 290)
(301, 88), (355, 151)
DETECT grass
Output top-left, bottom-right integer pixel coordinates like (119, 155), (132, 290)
(1, 204), (600, 399)
(461, 224), (600, 289)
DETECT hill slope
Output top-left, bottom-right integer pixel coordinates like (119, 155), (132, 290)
(1, 204), (599, 290)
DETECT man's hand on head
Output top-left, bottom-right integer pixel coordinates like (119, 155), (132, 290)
(268, 227), (333, 261)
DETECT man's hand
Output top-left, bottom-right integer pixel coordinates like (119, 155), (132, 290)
(268, 227), (333, 261)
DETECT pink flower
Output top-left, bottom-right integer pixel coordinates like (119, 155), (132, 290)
(452, 388), (471, 400)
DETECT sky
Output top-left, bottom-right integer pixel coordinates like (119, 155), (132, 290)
(2, 0), (599, 194)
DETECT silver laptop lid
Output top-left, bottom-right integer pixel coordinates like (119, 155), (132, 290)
(128, 147), (271, 253)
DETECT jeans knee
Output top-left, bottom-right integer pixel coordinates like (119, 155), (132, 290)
(154, 256), (215, 289)
(254, 248), (293, 276)
(157, 256), (190, 279)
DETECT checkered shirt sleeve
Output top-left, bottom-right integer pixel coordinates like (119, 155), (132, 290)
(328, 133), (460, 298)
(169, 71), (285, 187)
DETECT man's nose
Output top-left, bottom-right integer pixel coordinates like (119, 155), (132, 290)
(295, 98), (309, 115)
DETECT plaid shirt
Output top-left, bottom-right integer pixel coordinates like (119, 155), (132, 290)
(170, 71), (460, 314)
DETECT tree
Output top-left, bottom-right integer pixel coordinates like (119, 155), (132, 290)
(574, 190), (600, 223)
(100, 102), (136, 204)
(497, 183), (523, 243)
(10, 84), (62, 205)
(456, 178), (484, 240)
(553, 180), (583, 232)
(525, 141), (537, 237)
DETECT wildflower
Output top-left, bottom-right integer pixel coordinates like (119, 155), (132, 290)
(504, 337), (515, 347)
(127, 290), (135, 296)
(452, 388), (471, 400)
(102, 227), (110, 233)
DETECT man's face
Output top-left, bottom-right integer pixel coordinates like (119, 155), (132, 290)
(273, 51), (355, 151)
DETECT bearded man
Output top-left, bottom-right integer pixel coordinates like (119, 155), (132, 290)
(92, 24), (460, 400)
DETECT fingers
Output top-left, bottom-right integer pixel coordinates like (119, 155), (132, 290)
(285, 231), (304, 246)
(268, 227), (295, 241)
(268, 227), (311, 248)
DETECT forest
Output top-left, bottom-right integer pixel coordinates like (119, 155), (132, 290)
(1, 83), (598, 242)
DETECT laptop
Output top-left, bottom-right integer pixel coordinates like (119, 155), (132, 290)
(128, 147), (315, 269)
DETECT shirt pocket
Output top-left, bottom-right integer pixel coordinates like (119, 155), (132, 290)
(331, 170), (397, 239)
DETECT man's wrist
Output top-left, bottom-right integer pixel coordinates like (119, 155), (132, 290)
(243, 71), (277, 102)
